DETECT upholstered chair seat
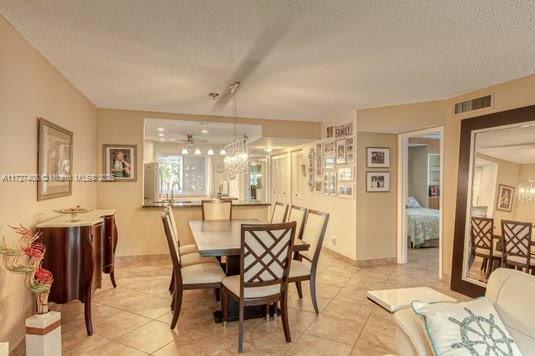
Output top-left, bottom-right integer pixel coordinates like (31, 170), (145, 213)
(221, 275), (281, 298)
(179, 244), (199, 255)
(506, 255), (535, 266)
(289, 260), (311, 278)
(475, 247), (502, 257)
(182, 263), (226, 285)
(181, 252), (218, 267)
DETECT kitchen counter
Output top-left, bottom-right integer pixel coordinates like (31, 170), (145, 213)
(142, 200), (269, 208)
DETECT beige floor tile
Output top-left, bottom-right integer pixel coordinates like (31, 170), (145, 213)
(316, 272), (351, 287)
(62, 327), (110, 356)
(287, 307), (319, 332)
(94, 287), (171, 319)
(355, 324), (396, 354)
(287, 334), (353, 356)
(350, 346), (394, 355)
(289, 281), (343, 299)
(81, 340), (148, 355)
(288, 292), (331, 313)
(305, 314), (364, 345)
(115, 320), (182, 353)
(365, 306), (395, 330)
(321, 298), (373, 323)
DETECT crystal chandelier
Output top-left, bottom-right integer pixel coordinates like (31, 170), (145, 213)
(222, 82), (249, 174)
(518, 180), (535, 201)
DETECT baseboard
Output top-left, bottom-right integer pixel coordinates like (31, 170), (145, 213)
(115, 254), (169, 265)
(355, 257), (397, 267)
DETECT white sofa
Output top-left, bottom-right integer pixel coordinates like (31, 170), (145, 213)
(394, 268), (535, 355)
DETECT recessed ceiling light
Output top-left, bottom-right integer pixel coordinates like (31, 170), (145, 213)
(158, 133), (164, 137)
(207, 148), (215, 156)
(170, 138), (176, 141)
(201, 122), (208, 134)
(160, 138), (165, 141)
(157, 127), (164, 131)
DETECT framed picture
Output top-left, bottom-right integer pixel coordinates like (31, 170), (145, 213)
(346, 137), (354, 163)
(337, 183), (355, 199)
(315, 180), (322, 192)
(366, 171), (390, 192)
(335, 122), (353, 138)
(326, 125), (334, 139)
(103, 144), (137, 182)
(337, 167), (354, 182)
(496, 184), (515, 212)
(324, 156), (335, 170)
(37, 118), (73, 200)
(323, 172), (329, 195)
(324, 141), (335, 157)
(315, 143), (323, 176)
(327, 171), (337, 195)
(336, 139), (346, 164)
(367, 147), (390, 168)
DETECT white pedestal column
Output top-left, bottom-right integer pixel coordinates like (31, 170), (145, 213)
(25, 311), (61, 356)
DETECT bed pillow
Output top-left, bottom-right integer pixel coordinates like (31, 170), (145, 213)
(407, 196), (422, 208)
(412, 297), (522, 356)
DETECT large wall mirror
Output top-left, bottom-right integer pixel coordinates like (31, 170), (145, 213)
(452, 105), (535, 297)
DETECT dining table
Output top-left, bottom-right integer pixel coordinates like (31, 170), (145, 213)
(189, 219), (310, 322)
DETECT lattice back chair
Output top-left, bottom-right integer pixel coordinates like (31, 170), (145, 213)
(164, 204), (197, 253)
(202, 199), (232, 221)
(271, 202), (289, 223)
(161, 212), (225, 329)
(286, 205), (308, 240)
(501, 220), (534, 273)
(289, 210), (329, 313)
(221, 221), (297, 353)
(470, 217), (500, 280)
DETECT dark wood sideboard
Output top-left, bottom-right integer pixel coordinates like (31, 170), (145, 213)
(37, 210), (118, 335)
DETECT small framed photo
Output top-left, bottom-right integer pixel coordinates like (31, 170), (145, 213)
(324, 156), (335, 170)
(315, 143), (323, 176)
(337, 183), (354, 199)
(496, 184), (515, 212)
(366, 171), (390, 192)
(103, 144), (137, 182)
(324, 141), (335, 157)
(336, 139), (346, 164)
(322, 172), (329, 195)
(315, 180), (322, 192)
(335, 122), (353, 138)
(367, 147), (390, 168)
(346, 137), (354, 163)
(337, 167), (354, 182)
(327, 171), (337, 195)
(326, 125), (334, 139)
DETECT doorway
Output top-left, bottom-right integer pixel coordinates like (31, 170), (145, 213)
(398, 127), (444, 279)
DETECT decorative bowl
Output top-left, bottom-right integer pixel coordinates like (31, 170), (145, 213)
(53, 207), (93, 222)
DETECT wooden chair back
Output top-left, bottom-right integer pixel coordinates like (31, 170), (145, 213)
(164, 204), (179, 242)
(300, 210), (330, 266)
(240, 222), (296, 294)
(161, 211), (183, 274)
(501, 220), (533, 268)
(271, 202), (289, 223)
(470, 217), (494, 257)
(286, 205), (308, 240)
(202, 199), (232, 221)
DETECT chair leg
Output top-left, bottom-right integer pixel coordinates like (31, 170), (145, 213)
(214, 288), (221, 302)
(170, 282), (183, 329)
(168, 271), (174, 294)
(310, 272), (319, 314)
(170, 289), (175, 310)
(481, 258), (487, 271)
(222, 289), (228, 326)
(484, 260), (492, 281)
(281, 291), (291, 342)
(295, 282), (303, 299)
(238, 301), (245, 353)
(265, 304), (270, 320)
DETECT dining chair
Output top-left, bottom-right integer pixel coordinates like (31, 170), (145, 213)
(286, 205), (308, 240)
(501, 220), (534, 274)
(161, 212), (226, 329)
(470, 217), (500, 280)
(202, 199), (232, 221)
(271, 202), (289, 223)
(163, 206), (218, 293)
(221, 221), (297, 353)
(289, 209), (329, 313)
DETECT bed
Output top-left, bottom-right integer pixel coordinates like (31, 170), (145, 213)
(407, 207), (439, 248)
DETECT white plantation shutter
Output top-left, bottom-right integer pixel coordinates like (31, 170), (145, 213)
(271, 154), (290, 205)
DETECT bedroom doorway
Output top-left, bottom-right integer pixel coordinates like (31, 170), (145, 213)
(397, 127), (444, 279)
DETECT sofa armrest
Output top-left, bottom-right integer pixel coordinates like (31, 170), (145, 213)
(394, 309), (433, 356)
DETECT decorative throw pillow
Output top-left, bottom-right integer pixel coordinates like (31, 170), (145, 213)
(407, 196), (422, 208)
(412, 297), (522, 356)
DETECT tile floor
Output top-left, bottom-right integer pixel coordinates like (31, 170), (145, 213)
(50, 247), (469, 355)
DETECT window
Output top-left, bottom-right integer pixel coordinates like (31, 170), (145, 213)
(158, 155), (207, 196)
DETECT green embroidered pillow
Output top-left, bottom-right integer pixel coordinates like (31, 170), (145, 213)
(412, 297), (522, 356)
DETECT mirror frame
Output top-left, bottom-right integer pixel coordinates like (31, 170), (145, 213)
(451, 105), (535, 297)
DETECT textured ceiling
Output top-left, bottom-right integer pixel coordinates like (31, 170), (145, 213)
(2, 1), (535, 122)
(477, 122), (535, 164)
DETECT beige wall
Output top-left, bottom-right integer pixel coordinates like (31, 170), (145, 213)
(97, 108), (321, 257)
(408, 146), (429, 208)
(356, 74), (535, 278)
(514, 164), (535, 223)
(355, 132), (398, 261)
(0, 16), (97, 349)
